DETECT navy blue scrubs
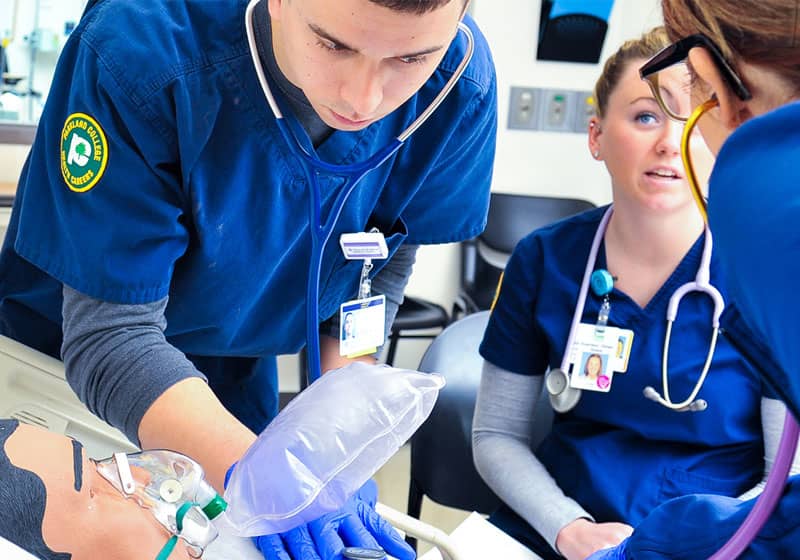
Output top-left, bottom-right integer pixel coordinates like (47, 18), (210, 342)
(480, 206), (764, 531)
(618, 102), (800, 559)
(0, 0), (497, 432)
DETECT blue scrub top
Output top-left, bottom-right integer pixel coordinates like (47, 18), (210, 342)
(480, 206), (764, 526)
(616, 102), (800, 560)
(0, 0), (496, 414)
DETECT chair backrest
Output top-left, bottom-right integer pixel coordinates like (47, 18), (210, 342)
(457, 193), (595, 315)
(411, 311), (498, 513)
(410, 311), (555, 514)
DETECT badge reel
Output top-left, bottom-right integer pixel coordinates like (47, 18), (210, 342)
(339, 231), (388, 359)
(546, 269), (615, 413)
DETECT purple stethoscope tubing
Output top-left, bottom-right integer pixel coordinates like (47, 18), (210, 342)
(709, 413), (799, 559)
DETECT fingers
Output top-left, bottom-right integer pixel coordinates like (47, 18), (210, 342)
(253, 534), (293, 560)
(284, 524), (324, 560)
(356, 479), (379, 507)
(355, 503), (415, 560)
(309, 514), (346, 560)
(339, 510), (381, 550)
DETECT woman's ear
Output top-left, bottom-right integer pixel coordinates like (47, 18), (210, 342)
(588, 116), (602, 160)
(688, 47), (752, 128)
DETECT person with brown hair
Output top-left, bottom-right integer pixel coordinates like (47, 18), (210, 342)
(587, 1), (800, 558)
(472, 25), (790, 560)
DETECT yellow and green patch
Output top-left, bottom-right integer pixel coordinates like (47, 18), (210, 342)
(60, 112), (108, 192)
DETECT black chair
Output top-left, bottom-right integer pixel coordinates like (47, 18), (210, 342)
(406, 311), (554, 550)
(384, 295), (449, 367)
(454, 193), (596, 318)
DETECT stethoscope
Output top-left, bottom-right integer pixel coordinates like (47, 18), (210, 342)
(244, 0), (474, 385)
(545, 204), (725, 413)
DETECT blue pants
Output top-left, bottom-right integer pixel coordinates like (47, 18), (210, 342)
(628, 476), (800, 559)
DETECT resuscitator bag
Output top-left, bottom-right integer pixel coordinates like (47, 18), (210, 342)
(222, 362), (445, 537)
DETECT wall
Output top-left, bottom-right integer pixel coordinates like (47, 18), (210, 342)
(396, 0), (664, 370)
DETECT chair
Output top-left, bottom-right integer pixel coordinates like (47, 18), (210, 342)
(384, 295), (449, 367)
(454, 193), (596, 318)
(406, 311), (554, 549)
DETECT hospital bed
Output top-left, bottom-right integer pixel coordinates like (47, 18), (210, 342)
(0, 334), (479, 560)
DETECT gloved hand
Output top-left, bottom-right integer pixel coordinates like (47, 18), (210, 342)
(254, 479), (415, 560)
(585, 538), (629, 560)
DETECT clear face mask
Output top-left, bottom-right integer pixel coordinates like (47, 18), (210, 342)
(95, 450), (227, 559)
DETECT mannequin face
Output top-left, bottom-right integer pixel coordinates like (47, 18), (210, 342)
(5, 424), (193, 560)
(268, 0), (464, 130)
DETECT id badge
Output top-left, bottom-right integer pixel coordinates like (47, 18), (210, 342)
(567, 323), (633, 392)
(340, 295), (386, 358)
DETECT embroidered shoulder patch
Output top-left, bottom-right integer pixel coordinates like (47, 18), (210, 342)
(60, 113), (109, 192)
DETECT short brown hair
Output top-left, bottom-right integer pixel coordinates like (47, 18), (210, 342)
(593, 26), (670, 118)
(368, 0), (468, 15)
(661, 0), (800, 93)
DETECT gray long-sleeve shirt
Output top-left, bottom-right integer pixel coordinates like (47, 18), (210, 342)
(472, 360), (800, 556)
(62, 243), (418, 445)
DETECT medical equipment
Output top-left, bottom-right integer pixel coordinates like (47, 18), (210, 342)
(96, 449), (227, 559)
(223, 362), (444, 537)
(545, 204), (724, 413)
(343, 546), (387, 559)
(244, 0), (475, 385)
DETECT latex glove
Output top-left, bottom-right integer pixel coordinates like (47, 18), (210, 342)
(556, 519), (633, 560)
(255, 479), (415, 560)
(585, 538), (629, 560)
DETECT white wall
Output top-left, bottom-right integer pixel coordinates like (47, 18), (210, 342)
(473, 0), (663, 203)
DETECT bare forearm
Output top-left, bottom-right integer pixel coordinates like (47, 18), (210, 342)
(138, 377), (256, 492)
(319, 335), (376, 374)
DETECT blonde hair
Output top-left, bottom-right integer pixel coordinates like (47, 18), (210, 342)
(593, 27), (670, 118)
(661, 0), (800, 93)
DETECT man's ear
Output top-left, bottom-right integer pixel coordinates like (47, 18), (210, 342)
(268, 0), (283, 22)
(688, 47), (751, 128)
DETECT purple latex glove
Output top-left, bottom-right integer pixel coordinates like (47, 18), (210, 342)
(585, 538), (629, 560)
(254, 479), (415, 560)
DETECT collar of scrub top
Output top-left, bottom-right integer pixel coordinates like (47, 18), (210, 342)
(244, 0), (475, 385)
(546, 204), (724, 413)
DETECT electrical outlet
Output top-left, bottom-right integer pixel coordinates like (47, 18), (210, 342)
(573, 91), (596, 132)
(538, 89), (575, 132)
(507, 87), (540, 130)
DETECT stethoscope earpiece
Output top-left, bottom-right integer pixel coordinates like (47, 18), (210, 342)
(546, 368), (582, 413)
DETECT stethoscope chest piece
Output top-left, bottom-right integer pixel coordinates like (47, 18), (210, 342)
(546, 368), (582, 412)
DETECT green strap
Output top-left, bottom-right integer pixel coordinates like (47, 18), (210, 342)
(155, 502), (197, 560)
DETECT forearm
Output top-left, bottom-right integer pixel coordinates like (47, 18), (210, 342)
(61, 286), (254, 491)
(472, 362), (592, 550)
(137, 377), (256, 492)
(739, 397), (800, 501)
(319, 334), (376, 373)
